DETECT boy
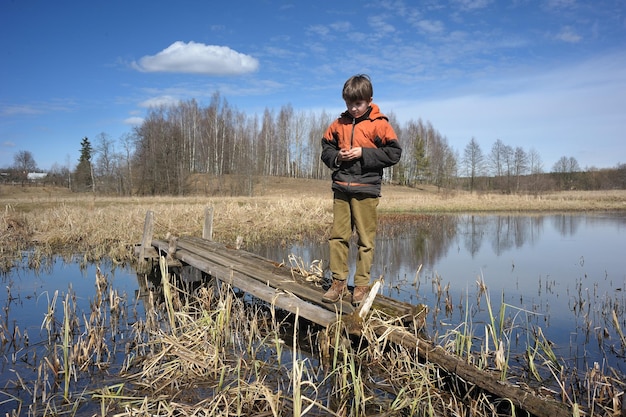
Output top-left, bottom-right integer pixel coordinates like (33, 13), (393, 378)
(320, 74), (402, 305)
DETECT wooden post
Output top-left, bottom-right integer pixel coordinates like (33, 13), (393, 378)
(203, 206), (214, 241)
(136, 210), (155, 259)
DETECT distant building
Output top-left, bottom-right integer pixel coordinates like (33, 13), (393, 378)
(27, 172), (48, 181)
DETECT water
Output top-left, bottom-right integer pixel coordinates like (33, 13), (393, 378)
(253, 212), (626, 376)
(0, 258), (145, 414)
(1, 259), (143, 333)
(0, 212), (624, 411)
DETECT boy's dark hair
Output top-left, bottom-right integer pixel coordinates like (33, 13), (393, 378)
(342, 74), (373, 102)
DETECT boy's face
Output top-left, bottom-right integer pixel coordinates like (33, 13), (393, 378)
(345, 98), (372, 119)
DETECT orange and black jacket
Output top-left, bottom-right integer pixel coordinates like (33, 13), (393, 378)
(321, 103), (402, 197)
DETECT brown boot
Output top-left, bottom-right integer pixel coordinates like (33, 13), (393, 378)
(322, 279), (347, 303)
(352, 286), (370, 306)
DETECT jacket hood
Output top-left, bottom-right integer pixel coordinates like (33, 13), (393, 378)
(340, 103), (387, 123)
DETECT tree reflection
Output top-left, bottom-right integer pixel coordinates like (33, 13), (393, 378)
(551, 214), (582, 236)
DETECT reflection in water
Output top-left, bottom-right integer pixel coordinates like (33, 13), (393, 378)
(253, 212), (626, 375)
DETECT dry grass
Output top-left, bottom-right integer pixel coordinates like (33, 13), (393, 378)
(1, 179), (625, 271)
(10, 260), (619, 416)
(381, 185), (626, 212)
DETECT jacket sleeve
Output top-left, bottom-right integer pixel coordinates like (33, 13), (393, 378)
(320, 128), (341, 170)
(361, 122), (402, 169)
(362, 139), (402, 169)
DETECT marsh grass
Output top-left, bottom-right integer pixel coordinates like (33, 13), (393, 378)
(2, 181), (626, 415)
(1, 182), (625, 271)
(6, 257), (609, 416)
(435, 274), (626, 416)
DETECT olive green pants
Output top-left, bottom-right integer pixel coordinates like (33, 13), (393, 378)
(329, 191), (379, 287)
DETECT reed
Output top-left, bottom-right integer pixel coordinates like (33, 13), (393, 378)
(2, 216), (625, 415)
(612, 309), (626, 349)
(62, 293), (71, 401)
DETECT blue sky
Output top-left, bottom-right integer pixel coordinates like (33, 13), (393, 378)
(1, 0), (625, 171)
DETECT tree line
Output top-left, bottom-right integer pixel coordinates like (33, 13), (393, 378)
(4, 93), (625, 194)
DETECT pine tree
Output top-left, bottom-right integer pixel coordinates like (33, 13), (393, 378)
(74, 137), (94, 192)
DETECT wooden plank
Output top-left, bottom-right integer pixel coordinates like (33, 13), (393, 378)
(175, 238), (353, 310)
(178, 236), (424, 323)
(152, 240), (340, 327)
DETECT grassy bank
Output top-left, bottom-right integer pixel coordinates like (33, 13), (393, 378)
(1, 179), (625, 270)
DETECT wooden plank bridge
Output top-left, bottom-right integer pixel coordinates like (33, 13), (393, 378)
(134, 209), (573, 417)
(134, 210), (424, 330)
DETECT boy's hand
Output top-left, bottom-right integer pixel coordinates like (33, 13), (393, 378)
(338, 147), (362, 161)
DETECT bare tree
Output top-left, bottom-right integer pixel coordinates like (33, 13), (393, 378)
(120, 133), (135, 195)
(527, 148), (545, 193)
(13, 150), (38, 183)
(259, 108), (275, 176)
(429, 134), (457, 190)
(47, 162), (71, 187)
(94, 132), (117, 193)
(489, 139), (506, 178)
(133, 106), (185, 195)
(462, 137), (484, 192)
(398, 119), (430, 186)
(553, 156), (580, 173)
(528, 148), (543, 175)
(309, 110), (332, 180)
(291, 110), (310, 178)
(552, 156), (580, 190)
(276, 104), (293, 177)
(513, 146), (528, 192)
(501, 144), (514, 192)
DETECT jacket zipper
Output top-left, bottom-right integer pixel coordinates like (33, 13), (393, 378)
(348, 117), (356, 188)
(350, 117), (355, 149)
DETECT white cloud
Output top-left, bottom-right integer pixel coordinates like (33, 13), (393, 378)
(0, 101), (73, 116)
(307, 24), (330, 37)
(330, 21), (352, 32)
(124, 116), (144, 126)
(368, 15), (396, 33)
(139, 95), (181, 108)
(555, 26), (582, 43)
(544, 0), (577, 10)
(2, 141), (16, 148)
(133, 41), (259, 75)
(307, 21), (352, 38)
(454, 0), (492, 11)
(416, 19), (445, 35)
(1, 104), (43, 116)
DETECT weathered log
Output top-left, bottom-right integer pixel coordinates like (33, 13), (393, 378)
(367, 318), (572, 417)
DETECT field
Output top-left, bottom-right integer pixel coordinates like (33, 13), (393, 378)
(3, 178), (625, 270)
